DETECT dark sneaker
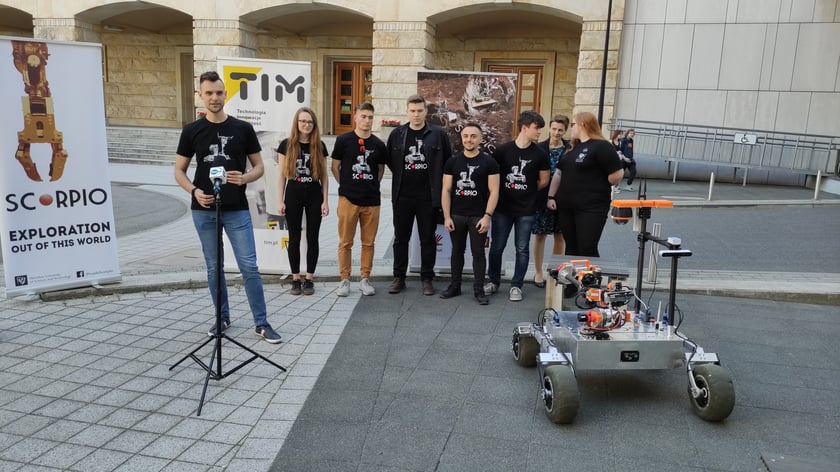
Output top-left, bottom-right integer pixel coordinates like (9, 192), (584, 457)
(422, 280), (435, 296)
(302, 279), (315, 295)
(207, 319), (230, 337)
(440, 284), (461, 299)
(475, 293), (489, 305)
(256, 324), (283, 344)
(388, 277), (406, 294)
(290, 280), (302, 296)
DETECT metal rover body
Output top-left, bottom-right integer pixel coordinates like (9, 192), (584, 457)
(513, 193), (734, 424)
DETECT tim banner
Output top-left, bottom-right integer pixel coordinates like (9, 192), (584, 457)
(0, 37), (120, 297)
(410, 70), (516, 273)
(217, 57), (311, 274)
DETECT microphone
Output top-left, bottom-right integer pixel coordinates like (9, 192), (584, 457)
(209, 166), (227, 193)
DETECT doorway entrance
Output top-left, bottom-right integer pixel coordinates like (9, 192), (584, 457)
(332, 61), (372, 135)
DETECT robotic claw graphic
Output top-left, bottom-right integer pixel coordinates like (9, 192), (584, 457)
(12, 40), (68, 182)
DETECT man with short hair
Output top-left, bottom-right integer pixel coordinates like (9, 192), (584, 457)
(385, 94), (453, 296)
(485, 110), (550, 302)
(174, 71), (282, 343)
(441, 123), (499, 305)
(331, 102), (387, 297)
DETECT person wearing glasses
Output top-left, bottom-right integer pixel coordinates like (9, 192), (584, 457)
(385, 94), (453, 296)
(277, 107), (330, 296)
(331, 102), (387, 297)
(546, 112), (624, 257)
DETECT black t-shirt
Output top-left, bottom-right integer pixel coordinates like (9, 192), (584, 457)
(492, 141), (550, 217)
(556, 139), (623, 211)
(443, 151), (499, 217)
(277, 139), (329, 187)
(176, 116), (261, 211)
(399, 126), (432, 200)
(332, 132), (387, 206)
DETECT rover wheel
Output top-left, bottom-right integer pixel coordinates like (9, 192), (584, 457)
(542, 365), (579, 424)
(688, 364), (735, 421)
(512, 333), (539, 367)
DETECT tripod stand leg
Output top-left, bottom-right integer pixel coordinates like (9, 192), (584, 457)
(223, 334), (287, 373)
(196, 337), (223, 416)
(169, 335), (214, 371)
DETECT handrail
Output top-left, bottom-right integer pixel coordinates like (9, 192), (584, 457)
(611, 118), (839, 174)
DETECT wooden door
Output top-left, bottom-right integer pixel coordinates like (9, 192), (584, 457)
(488, 64), (544, 128)
(333, 62), (372, 135)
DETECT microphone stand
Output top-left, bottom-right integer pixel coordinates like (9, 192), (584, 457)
(170, 180), (286, 416)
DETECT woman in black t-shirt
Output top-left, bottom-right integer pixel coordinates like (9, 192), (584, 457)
(546, 112), (624, 257)
(277, 107), (330, 295)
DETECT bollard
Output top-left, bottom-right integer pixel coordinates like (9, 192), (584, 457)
(814, 170), (822, 201)
(708, 172), (715, 200)
(645, 223), (662, 283)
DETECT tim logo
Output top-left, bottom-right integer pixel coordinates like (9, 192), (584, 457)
(76, 270), (85, 278)
(14, 275), (28, 286)
(224, 66), (306, 103)
(280, 236), (290, 249)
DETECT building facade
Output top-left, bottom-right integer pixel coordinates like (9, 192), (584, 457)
(0, 0), (837, 137)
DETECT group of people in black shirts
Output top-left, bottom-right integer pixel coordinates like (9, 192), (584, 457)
(280, 94), (626, 305)
(177, 74), (625, 342)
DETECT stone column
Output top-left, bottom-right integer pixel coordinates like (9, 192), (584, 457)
(575, 19), (622, 124)
(372, 21), (436, 129)
(33, 18), (100, 43)
(192, 19), (257, 80)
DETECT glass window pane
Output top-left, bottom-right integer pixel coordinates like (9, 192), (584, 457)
(522, 74), (535, 87)
(341, 69), (353, 81)
(341, 84), (352, 96)
(340, 114), (351, 125)
(521, 90), (534, 102)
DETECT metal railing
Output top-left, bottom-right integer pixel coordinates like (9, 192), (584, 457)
(610, 119), (839, 175)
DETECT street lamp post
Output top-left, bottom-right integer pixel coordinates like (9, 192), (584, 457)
(598, 0), (613, 127)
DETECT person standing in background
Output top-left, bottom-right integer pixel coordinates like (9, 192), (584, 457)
(440, 122), (499, 305)
(531, 114), (569, 288)
(619, 129), (636, 190)
(547, 111), (624, 257)
(331, 102), (387, 297)
(277, 107), (330, 296)
(485, 110), (550, 302)
(385, 94), (453, 296)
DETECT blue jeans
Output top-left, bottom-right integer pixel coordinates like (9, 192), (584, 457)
(192, 210), (267, 326)
(487, 213), (535, 288)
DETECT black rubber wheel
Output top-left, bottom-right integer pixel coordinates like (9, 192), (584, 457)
(512, 333), (539, 367)
(542, 365), (579, 424)
(688, 364), (735, 421)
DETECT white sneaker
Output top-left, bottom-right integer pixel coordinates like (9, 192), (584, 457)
(612, 185), (621, 194)
(359, 278), (376, 296)
(509, 286), (523, 302)
(337, 279), (350, 297)
(623, 185), (635, 191)
(483, 281), (498, 296)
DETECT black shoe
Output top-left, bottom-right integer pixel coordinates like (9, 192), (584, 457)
(388, 277), (406, 294)
(255, 324), (283, 344)
(440, 284), (461, 299)
(422, 280), (435, 296)
(302, 279), (315, 295)
(290, 280), (302, 295)
(474, 288), (489, 305)
(207, 319), (230, 337)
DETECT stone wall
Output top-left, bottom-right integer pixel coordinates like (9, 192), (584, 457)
(102, 32), (192, 127)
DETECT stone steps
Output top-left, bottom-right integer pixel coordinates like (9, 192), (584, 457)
(107, 126), (182, 166)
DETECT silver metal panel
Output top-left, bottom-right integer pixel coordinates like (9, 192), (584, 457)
(570, 324), (685, 370)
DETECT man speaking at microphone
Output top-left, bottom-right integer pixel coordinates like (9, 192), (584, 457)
(174, 70), (282, 344)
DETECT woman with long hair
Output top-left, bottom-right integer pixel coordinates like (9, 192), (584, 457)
(546, 112), (624, 257)
(277, 107), (330, 295)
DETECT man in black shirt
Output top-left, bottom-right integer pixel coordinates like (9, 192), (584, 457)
(331, 102), (387, 297)
(385, 95), (453, 296)
(174, 71), (281, 343)
(441, 123), (499, 304)
(485, 110), (550, 302)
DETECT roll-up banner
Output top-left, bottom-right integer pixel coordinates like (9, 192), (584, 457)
(410, 70), (517, 273)
(0, 37), (120, 297)
(217, 57), (312, 274)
